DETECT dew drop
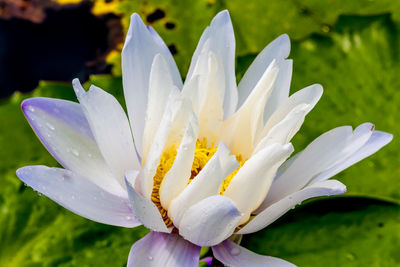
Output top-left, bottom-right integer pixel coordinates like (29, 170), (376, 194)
(28, 106), (35, 112)
(230, 247), (240, 256)
(126, 215), (132, 220)
(46, 122), (55, 130)
(71, 195), (76, 200)
(147, 256), (153, 261)
(71, 149), (79, 156)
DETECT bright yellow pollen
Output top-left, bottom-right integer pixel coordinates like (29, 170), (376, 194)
(151, 138), (246, 227)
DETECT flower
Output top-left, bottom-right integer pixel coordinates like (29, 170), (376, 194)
(16, 10), (392, 266)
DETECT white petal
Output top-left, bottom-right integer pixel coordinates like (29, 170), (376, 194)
(265, 123), (374, 206)
(183, 51), (225, 141)
(178, 195), (242, 247)
(262, 59), (293, 123)
(238, 180), (346, 234)
(259, 84), (323, 140)
(16, 166), (140, 227)
(311, 130), (393, 184)
(146, 26), (183, 88)
(160, 113), (199, 209)
(168, 142), (239, 226)
(127, 232), (200, 267)
(125, 171), (172, 233)
(21, 97), (124, 196)
(223, 143), (293, 225)
(141, 91), (191, 199)
(254, 103), (310, 153)
(212, 239), (296, 267)
(122, 14), (182, 157)
(220, 60), (279, 158)
(186, 10), (238, 118)
(238, 34), (290, 107)
(143, 54), (178, 161)
(73, 80), (140, 188)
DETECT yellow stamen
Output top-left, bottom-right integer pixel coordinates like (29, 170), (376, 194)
(151, 138), (246, 227)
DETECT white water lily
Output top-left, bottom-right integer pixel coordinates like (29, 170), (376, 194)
(16, 10), (392, 266)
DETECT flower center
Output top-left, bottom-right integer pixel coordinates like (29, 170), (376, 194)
(151, 138), (245, 227)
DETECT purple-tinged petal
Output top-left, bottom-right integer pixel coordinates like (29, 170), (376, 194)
(21, 97), (124, 196)
(238, 180), (346, 234)
(73, 80), (140, 188)
(212, 239), (296, 267)
(125, 171), (172, 233)
(265, 123), (373, 205)
(16, 166), (140, 228)
(310, 130), (393, 184)
(122, 14), (182, 157)
(179, 195), (242, 247)
(127, 231), (200, 267)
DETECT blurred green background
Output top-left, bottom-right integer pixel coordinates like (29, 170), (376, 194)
(0, 0), (399, 266)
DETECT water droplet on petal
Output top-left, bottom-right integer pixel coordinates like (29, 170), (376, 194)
(230, 247), (240, 256)
(71, 195), (75, 200)
(71, 149), (79, 156)
(28, 106), (35, 112)
(147, 256), (153, 261)
(126, 215), (132, 220)
(46, 122), (55, 130)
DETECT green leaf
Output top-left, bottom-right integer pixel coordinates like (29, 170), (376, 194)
(243, 197), (400, 266)
(106, 0), (400, 75)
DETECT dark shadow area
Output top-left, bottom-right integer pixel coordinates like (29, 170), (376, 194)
(0, 3), (113, 98)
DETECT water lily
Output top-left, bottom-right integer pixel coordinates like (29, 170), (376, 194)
(16, 10), (392, 266)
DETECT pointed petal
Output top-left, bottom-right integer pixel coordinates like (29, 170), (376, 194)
(73, 80), (140, 188)
(254, 103), (309, 153)
(265, 123), (374, 205)
(179, 195), (242, 247)
(146, 26), (183, 88)
(168, 143), (239, 226)
(160, 113), (199, 209)
(141, 91), (191, 199)
(223, 143), (293, 225)
(221, 60), (279, 158)
(212, 239), (296, 266)
(311, 130), (393, 184)
(183, 51), (225, 141)
(259, 84), (323, 140)
(16, 166), (140, 227)
(262, 59), (293, 122)
(238, 180), (346, 234)
(143, 54), (177, 161)
(238, 34), (290, 107)
(127, 232), (200, 267)
(21, 97), (124, 196)
(125, 171), (171, 233)
(186, 10), (237, 118)
(122, 14), (181, 157)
